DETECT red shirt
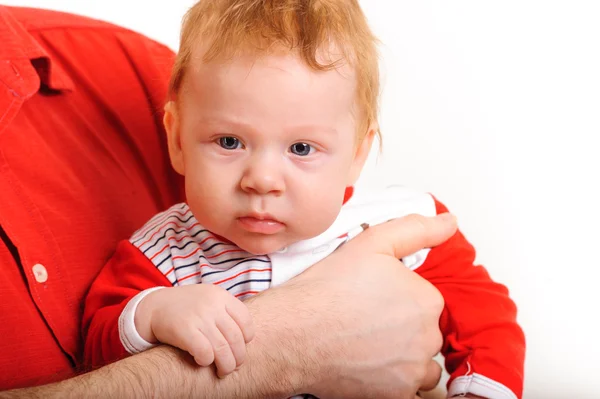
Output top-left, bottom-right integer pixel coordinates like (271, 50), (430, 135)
(0, 6), (183, 389)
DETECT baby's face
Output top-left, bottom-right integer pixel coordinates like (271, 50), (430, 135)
(166, 51), (372, 255)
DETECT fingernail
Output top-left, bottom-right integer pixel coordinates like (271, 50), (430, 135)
(439, 213), (456, 223)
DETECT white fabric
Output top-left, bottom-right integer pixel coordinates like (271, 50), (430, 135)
(448, 372), (518, 399)
(269, 185), (436, 286)
(119, 286), (166, 354)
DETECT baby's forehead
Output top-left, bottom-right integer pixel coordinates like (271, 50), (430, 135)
(187, 51), (358, 99)
(191, 39), (356, 76)
(177, 51), (360, 135)
(189, 55), (355, 102)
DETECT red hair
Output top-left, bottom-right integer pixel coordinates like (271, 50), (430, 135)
(169, 0), (380, 138)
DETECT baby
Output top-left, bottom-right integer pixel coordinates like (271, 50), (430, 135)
(83, 1), (525, 398)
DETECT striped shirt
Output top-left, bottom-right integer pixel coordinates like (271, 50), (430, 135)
(118, 185), (435, 355)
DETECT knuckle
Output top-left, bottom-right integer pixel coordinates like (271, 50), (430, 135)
(220, 317), (241, 336)
(228, 327), (244, 343)
(432, 329), (443, 353)
(225, 299), (244, 316)
(181, 320), (200, 337)
(203, 283), (227, 297)
(421, 283), (444, 314)
(356, 222), (379, 242)
(429, 288), (445, 312)
(235, 346), (247, 365)
(213, 339), (231, 355)
(414, 362), (428, 381)
(405, 213), (428, 234)
(420, 327), (443, 357)
(195, 338), (212, 353)
(229, 304), (254, 332)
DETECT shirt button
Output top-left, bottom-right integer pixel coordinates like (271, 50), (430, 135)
(275, 247), (287, 254)
(32, 264), (48, 283)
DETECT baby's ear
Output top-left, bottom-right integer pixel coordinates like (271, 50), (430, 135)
(347, 123), (377, 185)
(164, 101), (185, 175)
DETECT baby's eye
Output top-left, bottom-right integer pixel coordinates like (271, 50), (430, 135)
(218, 136), (242, 150)
(290, 142), (314, 156)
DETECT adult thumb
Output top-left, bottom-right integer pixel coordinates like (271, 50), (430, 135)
(351, 213), (458, 259)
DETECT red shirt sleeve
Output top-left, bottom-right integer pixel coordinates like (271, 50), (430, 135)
(416, 198), (525, 398)
(82, 240), (171, 369)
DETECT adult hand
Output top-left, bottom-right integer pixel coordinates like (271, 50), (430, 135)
(245, 212), (457, 398)
(0, 213), (455, 399)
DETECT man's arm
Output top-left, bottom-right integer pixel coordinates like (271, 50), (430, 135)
(0, 344), (296, 399)
(2, 213), (456, 399)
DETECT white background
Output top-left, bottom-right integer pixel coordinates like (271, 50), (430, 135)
(6, 1), (600, 397)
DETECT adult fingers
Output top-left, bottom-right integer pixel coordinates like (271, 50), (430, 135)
(419, 359), (443, 392)
(351, 213), (457, 259)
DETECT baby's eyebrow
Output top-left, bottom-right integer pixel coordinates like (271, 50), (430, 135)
(197, 117), (253, 131)
(287, 125), (338, 135)
(197, 117), (339, 136)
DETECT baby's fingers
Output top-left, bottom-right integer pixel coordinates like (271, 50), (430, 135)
(226, 299), (255, 343)
(170, 325), (215, 367)
(191, 334), (215, 367)
(206, 323), (237, 378)
(216, 313), (247, 370)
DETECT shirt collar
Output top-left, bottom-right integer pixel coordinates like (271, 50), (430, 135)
(0, 6), (74, 95)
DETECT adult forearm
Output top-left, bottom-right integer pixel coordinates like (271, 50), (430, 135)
(1, 289), (306, 399)
(0, 347), (192, 399)
(0, 347), (288, 399)
(1, 213), (455, 399)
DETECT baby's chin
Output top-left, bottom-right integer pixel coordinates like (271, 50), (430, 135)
(235, 238), (292, 256)
(232, 232), (310, 256)
(229, 224), (334, 255)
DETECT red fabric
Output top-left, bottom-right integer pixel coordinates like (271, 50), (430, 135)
(82, 241), (171, 369)
(0, 6), (183, 389)
(418, 198), (525, 398)
(342, 186), (354, 204)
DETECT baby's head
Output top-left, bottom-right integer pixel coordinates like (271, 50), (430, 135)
(164, 0), (380, 254)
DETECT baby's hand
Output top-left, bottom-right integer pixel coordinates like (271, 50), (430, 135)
(136, 284), (255, 377)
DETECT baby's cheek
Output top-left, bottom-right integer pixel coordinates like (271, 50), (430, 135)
(299, 198), (343, 238)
